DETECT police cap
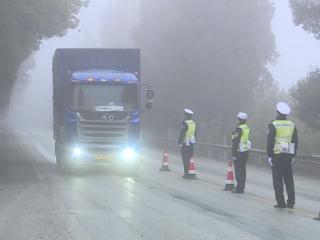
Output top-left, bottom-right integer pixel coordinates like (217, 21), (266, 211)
(276, 102), (291, 115)
(184, 108), (194, 115)
(236, 112), (248, 120)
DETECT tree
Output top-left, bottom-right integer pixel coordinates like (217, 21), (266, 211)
(291, 68), (320, 129)
(0, 0), (87, 110)
(290, 0), (320, 39)
(290, 1), (320, 131)
(134, 0), (277, 142)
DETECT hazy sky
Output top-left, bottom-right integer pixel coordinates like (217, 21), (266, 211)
(27, 0), (320, 91)
(7, 0), (320, 125)
(271, 0), (320, 89)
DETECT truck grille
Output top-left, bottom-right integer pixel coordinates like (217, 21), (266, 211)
(78, 115), (129, 149)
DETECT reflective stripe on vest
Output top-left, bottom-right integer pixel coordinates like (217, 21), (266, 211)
(272, 120), (295, 154)
(184, 120), (196, 144)
(238, 123), (251, 152)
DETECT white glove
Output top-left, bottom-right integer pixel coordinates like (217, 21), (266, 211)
(232, 156), (236, 161)
(268, 157), (273, 167)
(178, 144), (183, 147)
(291, 158), (295, 165)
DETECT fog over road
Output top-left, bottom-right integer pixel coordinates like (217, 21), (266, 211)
(0, 127), (319, 240)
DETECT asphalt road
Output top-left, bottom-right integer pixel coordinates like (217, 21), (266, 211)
(0, 127), (319, 240)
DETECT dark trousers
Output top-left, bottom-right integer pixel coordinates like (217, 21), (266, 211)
(233, 151), (249, 192)
(181, 144), (194, 175)
(271, 155), (295, 206)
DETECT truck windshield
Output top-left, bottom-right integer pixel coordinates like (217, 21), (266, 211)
(72, 84), (138, 112)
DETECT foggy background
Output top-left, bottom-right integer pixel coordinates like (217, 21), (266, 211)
(5, 0), (320, 154)
(7, 0), (139, 127)
(271, 0), (320, 89)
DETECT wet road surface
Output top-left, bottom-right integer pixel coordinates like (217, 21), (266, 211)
(0, 127), (319, 240)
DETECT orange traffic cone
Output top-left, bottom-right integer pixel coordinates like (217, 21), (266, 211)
(187, 156), (197, 179)
(160, 150), (170, 171)
(314, 211), (320, 221)
(222, 161), (235, 191)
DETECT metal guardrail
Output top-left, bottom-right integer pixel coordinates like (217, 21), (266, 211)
(144, 135), (320, 166)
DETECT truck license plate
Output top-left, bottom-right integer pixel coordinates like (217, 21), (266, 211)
(95, 154), (112, 161)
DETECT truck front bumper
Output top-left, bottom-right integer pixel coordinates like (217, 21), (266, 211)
(65, 144), (140, 165)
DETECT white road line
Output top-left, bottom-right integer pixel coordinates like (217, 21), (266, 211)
(15, 127), (55, 163)
(32, 141), (56, 163)
(14, 128), (56, 180)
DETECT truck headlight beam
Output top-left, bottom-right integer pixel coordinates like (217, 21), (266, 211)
(72, 147), (82, 156)
(123, 148), (136, 160)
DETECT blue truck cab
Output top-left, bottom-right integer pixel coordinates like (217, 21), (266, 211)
(52, 49), (153, 172)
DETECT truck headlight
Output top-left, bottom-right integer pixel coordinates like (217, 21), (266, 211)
(72, 147), (82, 156)
(123, 148), (136, 160)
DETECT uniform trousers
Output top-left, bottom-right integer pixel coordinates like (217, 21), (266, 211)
(181, 144), (194, 175)
(271, 154), (295, 206)
(233, 151), (249, 192)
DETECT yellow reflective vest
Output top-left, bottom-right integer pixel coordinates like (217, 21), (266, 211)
(184, 120), (196, 144)
(272, 120), (295, 154)
(238, 123), (251, 152)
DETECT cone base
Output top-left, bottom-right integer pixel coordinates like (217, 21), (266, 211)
(222, 184), (235, 191)
(160, 166), (170, 171)
(186, 174), (197, 179)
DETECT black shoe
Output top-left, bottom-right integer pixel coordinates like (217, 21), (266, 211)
(274, 204), (287, 208)
(231, 190), (244, 194)
(182, 174), (189, 179)
(287, 204), (294, 209)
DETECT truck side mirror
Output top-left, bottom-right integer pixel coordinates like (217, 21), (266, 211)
(146, 89), (154, 109)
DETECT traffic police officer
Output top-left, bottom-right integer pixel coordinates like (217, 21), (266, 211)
(231, 112), (251, 193)
(178, 108), (197, 178)
(267, 102), (298, 208)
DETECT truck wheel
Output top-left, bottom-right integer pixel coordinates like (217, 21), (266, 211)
(55, 141), (72, 173)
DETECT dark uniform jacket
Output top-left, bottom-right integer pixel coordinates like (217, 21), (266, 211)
(267, 115), (298, 158)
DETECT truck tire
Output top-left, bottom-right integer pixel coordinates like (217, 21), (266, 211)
(55, 141), (72, 173)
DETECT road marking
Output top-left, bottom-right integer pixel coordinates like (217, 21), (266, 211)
(11, 129), (46, 181)
(15, 127), (55, 163)
(32, 141), (56, 163)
